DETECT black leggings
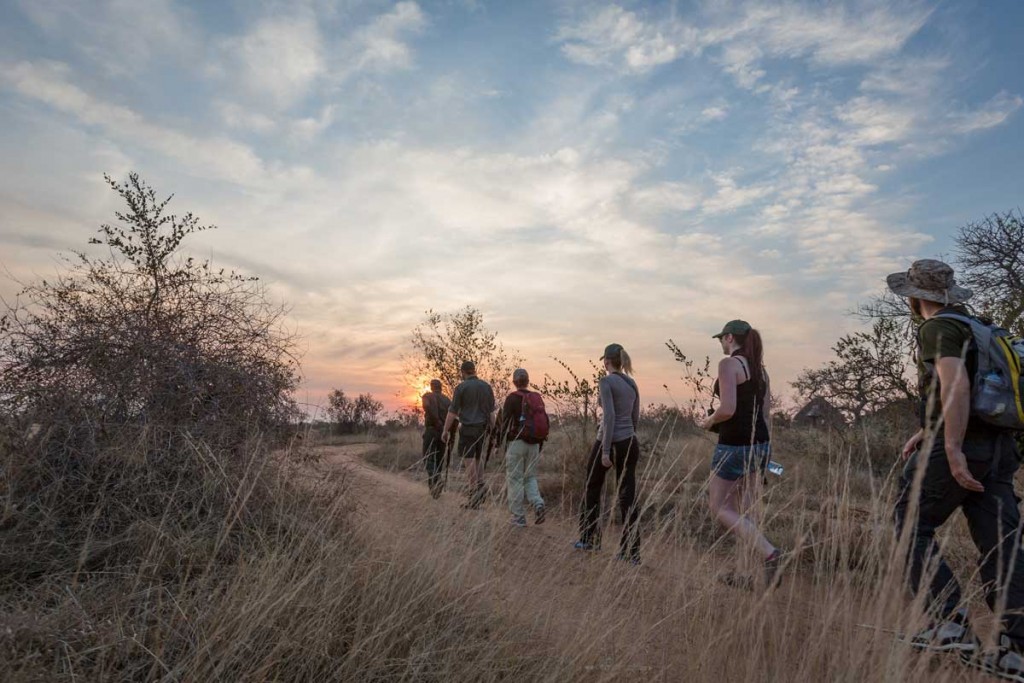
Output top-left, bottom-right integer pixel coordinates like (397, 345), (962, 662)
(579, 437), (641, 559)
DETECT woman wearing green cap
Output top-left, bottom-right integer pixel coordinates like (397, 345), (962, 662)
(702, 321), (781, 584)
(574, 343), (642, 564)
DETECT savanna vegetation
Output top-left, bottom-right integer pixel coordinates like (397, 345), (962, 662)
(1, 176), (1019, 681)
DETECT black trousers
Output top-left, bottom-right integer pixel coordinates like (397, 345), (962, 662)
(894, 429), (1024, 647)
(579, 437), (641, 560)
(423, 428), (445, 490)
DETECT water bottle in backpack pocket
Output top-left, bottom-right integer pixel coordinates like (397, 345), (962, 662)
(934, 313), (1024, 430)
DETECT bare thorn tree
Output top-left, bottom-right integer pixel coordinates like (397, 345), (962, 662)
(956, 209), (1024, 335)
(792, 317), (915, 423)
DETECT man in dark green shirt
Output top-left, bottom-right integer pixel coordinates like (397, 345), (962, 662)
(442, 360), (495, 509)
(422, 379), (453, 499)
(889, 259), (1024, 676)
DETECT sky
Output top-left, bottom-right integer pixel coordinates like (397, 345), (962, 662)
(1, 0), (1022, 416)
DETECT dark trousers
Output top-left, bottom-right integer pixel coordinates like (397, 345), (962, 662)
(579, 437), (641, 560)
(894, 429), (1024, 646)
(423, 428), (445, 490)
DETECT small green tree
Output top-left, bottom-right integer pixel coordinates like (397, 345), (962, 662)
(665, 339), (715, 422)
(404, 306), (522, 400)
(535, 356), (605, 423)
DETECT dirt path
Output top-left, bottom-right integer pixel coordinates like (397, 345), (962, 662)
(314, 443), (980, 681)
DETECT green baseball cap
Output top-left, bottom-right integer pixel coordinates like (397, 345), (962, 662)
(600, 343), (624, 360)
(712, 320), (751, 339)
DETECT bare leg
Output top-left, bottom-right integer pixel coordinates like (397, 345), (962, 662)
(709, 474), (775, 559)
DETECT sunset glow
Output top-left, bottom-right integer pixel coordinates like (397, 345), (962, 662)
(1, 1), (1022, 413)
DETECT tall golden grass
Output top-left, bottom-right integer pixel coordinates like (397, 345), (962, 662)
(1, 414), (1002, 681)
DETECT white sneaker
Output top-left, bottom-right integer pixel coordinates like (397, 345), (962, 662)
(900, 615), (977, 653)
(971, 636), (1024, 682)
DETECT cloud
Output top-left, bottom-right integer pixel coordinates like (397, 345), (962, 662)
(216, 13), (325, 110)
(290, 105), (337, 142)
(216, 101), (278, 133)
(700, 103), (729, 122)
(702, 173), (773, 215)
(836, 96), (917, 146)
(16, 0), (197, 77)
(945, 91), (1024, 135)
(629, 182), (702, 214)
(0, 60), (312, 188)
(556, 1), (931, 83)
(345, 1), (426, 75)
(556, 5), (700, 73)
(730, 1), (932, 68)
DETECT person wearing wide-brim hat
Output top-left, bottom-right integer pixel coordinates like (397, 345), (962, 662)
(889, 258), (1024, 676)
(886, 258), (973, 307)
(573, 343), (643, 565)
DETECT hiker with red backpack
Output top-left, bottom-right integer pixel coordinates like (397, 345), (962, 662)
(499, 369), (548, 528)
(888, 259), (1024, 680)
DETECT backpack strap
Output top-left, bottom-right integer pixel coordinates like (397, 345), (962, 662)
(933, 312), (990, 358)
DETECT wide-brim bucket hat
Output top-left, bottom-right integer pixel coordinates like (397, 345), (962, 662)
(886, 259), (972, 305)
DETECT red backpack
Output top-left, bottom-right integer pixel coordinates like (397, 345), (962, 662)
(515, 390), (549, 444)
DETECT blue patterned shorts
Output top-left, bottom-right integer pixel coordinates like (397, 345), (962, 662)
(711, 442), (771, 481)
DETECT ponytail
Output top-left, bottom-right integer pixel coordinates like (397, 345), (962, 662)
(606, 348), (634, 375)
(619, 349), (633, 376)
(735, 329), (764, 389)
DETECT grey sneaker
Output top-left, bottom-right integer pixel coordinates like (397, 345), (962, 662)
(534, 504), (545, 525)
(509, 514), (527, 528)
(970, 636), (1024, 682)
(900, 613), (977, 654)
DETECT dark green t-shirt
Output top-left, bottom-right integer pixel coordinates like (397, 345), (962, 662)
(916, 306), (973, 428)
(449, 376), (495, 428)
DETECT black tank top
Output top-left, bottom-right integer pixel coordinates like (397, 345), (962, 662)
(713, 352), (770, 446)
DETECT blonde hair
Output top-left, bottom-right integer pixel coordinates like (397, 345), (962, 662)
(609, 348), (634, 375)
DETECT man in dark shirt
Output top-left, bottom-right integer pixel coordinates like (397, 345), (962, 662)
(889, 259), (1024, 676)
(421, 379), (452, 499)
(443, 360), (495, 509)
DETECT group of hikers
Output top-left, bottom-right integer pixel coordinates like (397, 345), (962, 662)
(418, 259), (1024, 681)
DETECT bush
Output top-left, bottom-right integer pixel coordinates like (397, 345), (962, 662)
(0, 173), (300, 582)
(0, 173), (300, 457)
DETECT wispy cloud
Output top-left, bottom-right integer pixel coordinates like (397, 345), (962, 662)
(214, 13), (325, 110)
(0, 60), (312, 188)
(556, 5), (700, 72)
(16, 0), (198, 77)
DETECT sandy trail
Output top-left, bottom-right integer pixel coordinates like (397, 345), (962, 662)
(314, 443), (979, 681)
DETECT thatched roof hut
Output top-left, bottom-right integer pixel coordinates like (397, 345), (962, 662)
(793, 397), (846, 429)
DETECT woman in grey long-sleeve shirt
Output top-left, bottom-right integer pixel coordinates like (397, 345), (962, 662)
(574, 343), (642, 564)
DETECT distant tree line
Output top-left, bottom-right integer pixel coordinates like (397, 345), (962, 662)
(326, 389), (384, 434)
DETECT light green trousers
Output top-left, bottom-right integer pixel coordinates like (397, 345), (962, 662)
(505, 439), (544, 517)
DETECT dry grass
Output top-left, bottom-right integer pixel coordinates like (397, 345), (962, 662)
(1, 415), (1007, 681)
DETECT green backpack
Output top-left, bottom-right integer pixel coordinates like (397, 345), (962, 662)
(934, 312), (1024, 431)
